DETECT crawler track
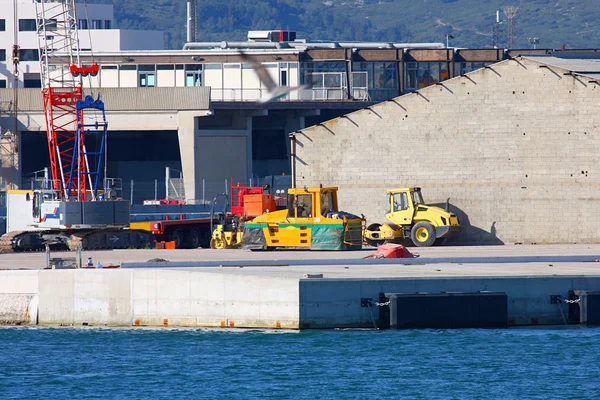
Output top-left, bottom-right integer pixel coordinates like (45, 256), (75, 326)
(0, 231), (26, 253)
(67, 229), (155, 251)
(0, 229), (155, 252)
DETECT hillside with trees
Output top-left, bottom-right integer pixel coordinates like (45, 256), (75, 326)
(87, 0), (600, 50)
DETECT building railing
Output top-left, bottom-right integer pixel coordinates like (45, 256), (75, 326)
(210, 87), (398, 102)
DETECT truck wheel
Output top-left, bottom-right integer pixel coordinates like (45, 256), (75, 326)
(365, 223), (385, 247)
(170, 229), (184, 249)
(411, 222), (436, 247)
(189, 229), (201, 249)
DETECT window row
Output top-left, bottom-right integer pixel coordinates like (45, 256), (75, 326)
(78, 19), (111, 30)
(12, 18), (111, 32)
(0, 49), (39, 62)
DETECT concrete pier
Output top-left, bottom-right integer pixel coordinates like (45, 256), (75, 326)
(1, 245), (599, 329)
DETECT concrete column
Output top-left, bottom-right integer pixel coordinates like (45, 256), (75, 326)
(178, 110), (254, 203)
(177, 111), (200, 203)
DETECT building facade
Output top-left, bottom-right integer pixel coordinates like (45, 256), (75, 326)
(3, 23), (599, 206)
(293, 55), (600, 244)
(0, 0), (164, 89)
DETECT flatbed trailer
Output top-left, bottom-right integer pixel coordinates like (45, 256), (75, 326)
(130, 216), (217, 249)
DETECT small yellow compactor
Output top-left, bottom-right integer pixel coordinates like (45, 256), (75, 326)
(364, 187), (461, 247)
(241, 186), (364, 251)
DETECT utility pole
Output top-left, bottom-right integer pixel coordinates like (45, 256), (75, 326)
(492, 10), (501, 49)
(528, 37), (540, 49)
(186, 0), (199, 43)
(503, 6), (519, 49)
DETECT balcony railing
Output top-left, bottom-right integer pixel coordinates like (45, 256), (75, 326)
(210, 87), (398, 102)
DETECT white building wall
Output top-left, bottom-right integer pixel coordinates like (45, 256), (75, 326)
(0, 0), (163, 88)
(223, 63), (241, 100)
(99, 66), (119, 87)
(157, 69), (175, 87)
(118, 68), (137, 87)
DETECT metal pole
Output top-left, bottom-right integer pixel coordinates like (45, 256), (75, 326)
(289, 133), (297, 188)
(186, 1), (192, 43)
(165, 166), (170, 200)
(130, 179), (134, 206)
(154, 178), (157, 200)
(202, 179), (205, 204)
(225, 179), (228, 196)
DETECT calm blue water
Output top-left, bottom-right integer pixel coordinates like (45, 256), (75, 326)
(1, 326), (599, 399)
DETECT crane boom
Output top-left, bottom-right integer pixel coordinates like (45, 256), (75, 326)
(36, 0), (100, 201)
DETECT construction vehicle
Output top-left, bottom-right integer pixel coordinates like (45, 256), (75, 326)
(209, 183), (279, 249)
(363, 187), (461, 247)
(242, 186), (364, 251)
(131, 214), (215, 249)
(1, 182), (154, 252)
(0, 1), (154, 252)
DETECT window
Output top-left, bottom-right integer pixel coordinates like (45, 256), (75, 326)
(320, 192), (336, 214)
(138, 66), (156, 87)
(352, 62), (398, 101)
(0, 19), (5, 31)
(139, 73), (155, 87)
(119, 65), (137, 71)
(186, 64), (203, 86)
(301, 62), (347, 100)
(392, 192), (409, 212)
(24, 78), (41, 88)
(0, 80), (6, 89)
(20, 49), (40, 62)
(91, 19), (102, 29)
(296, 194), (312, 218)
(280, 70), (287, 86)
(19, 19), (37, 32)
(104, 20), (111, 29)
(0, 49), (5, 62)
(185, 72), (202, 87)
(455, 61), (493, 75)
(78, 19), (88, 30)
(411, 190), (424, 206)
(405, 61), (449, 92)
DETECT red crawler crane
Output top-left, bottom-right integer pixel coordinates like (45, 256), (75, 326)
(36, 0), (100, 201)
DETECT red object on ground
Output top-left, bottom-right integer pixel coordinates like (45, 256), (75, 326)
(369, 243), (417, 259)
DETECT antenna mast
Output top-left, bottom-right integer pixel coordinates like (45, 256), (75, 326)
(503, 6), (519, 49)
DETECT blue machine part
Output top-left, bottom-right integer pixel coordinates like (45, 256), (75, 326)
(67, 94), (108, 199)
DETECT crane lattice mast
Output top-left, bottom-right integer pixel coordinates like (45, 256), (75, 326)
(36, 0), (101, 201)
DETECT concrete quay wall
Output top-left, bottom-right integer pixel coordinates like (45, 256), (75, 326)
(1, 269), (299, 329)
(0, 270), (39, 325)
(1, 268), (600, 329)
(300, 276), (600, 328)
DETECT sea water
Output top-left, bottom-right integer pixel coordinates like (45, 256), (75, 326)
(0, 326), (599, 399)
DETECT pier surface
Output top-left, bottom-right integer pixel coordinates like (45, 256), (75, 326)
(1, 244), (599, 329)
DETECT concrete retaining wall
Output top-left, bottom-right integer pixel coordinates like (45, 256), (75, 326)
(2, 268), (600, 329)
(0, 270), (39, 325)
(36, 269), (300, 329)
(299, 276), (600, 328)
(131, 269), (299, 328)
(294, 57), (600, 244)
